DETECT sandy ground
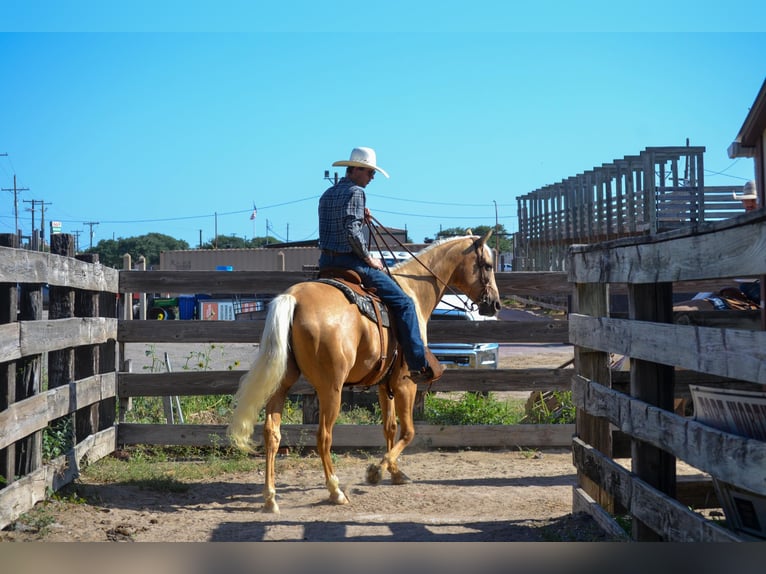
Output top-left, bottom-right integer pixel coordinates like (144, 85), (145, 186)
(1, 447), (622, 542)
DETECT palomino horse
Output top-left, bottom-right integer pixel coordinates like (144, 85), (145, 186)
(227, 231), (501, 512)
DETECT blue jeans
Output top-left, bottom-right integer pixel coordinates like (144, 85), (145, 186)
(318, 252), (427, 372)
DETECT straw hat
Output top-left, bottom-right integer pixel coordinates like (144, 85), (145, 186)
(332, 147), (389, 178)
(733, 180), (757, 201)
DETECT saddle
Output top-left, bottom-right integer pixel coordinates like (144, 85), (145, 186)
(315, 268), (396, 388)
(315, 268), (390, 327)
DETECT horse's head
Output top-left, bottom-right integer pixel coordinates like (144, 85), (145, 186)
(454, 230), (501, 317)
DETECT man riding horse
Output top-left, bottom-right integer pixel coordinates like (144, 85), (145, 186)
(318, 146), (444, 384)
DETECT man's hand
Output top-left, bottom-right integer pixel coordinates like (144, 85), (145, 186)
(363, 207), (373, 223)
(366, 256), (383, 270)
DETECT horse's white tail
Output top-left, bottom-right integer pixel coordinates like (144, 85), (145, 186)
(227, 293), (296, 452)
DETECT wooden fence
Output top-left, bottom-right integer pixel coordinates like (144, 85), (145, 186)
(0, 234), (119, 530)
(569, 209), (766, 542)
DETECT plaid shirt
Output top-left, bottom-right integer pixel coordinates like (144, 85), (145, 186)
(318, 177), (369, 258)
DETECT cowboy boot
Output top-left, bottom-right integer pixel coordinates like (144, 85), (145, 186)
(412, 349), (446, 384)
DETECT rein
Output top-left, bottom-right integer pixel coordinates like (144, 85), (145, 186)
(365, 216), (493, 314)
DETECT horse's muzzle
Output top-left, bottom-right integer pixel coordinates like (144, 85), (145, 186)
(478, 298), (501, 317)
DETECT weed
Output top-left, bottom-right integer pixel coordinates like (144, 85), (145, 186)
(42, 416), (74, 461)
(523, 390), (575, 424)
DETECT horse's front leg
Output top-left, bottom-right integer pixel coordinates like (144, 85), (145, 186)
(368, 372), (417, 485)
(384, 375), (418, 484)
(316, 386), (349, 505)
(366, 385), (396, 484)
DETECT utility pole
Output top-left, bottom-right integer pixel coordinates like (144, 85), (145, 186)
(39, 200), (52, 250)
(72, 230), (83, 253)
(84, 221), (99, 250)
(2, 174), (30, 246)
(492, 200), (500, 269)
(23, 199), (52, 250)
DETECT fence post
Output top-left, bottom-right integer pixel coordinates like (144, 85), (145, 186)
(628, 282), (676, 541)
(74, 253), (101, 441)
(0, 234), (19, 483)
(573, 281), (614, 512)
(48, 235), (76, 451)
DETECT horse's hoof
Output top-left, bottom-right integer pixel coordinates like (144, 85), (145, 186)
(391, 470), (411, 485)
(366, 463), (383, 484)
(263, 500), (280, 514)
(330, 491), (349, 505)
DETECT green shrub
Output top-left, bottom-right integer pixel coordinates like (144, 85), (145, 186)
(424, 392), (525, 425)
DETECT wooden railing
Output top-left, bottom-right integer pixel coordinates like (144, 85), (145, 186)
(569, 209), (766, 542)
(116, 269), (575, 450)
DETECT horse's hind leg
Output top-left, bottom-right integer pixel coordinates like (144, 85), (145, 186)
(262, 362), (299, 513)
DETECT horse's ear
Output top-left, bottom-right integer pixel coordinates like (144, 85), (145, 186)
(465, 228), (473, 235)
(477, 229), (493, 247)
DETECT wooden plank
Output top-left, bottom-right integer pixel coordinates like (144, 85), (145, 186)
(117, 422), (576, 449)
(0, 427), (116, 531)
(0, 322), (21, 362)
(0, 245), (119, 291)
(117, 367), (575, 398)
(572, 438), (741, 542)
(569, 314), (766, 385)
(569, 213), (766, 284)
(572, 377), (766, 495)
(571, 487), (629, 540)
(119, 270), (314, 294)
(20, 317), (118, 355)
(118, 318), (571, 344)
(0, 374), (117, 450)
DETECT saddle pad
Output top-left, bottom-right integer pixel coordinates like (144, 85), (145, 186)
(314, 278), (390, 327)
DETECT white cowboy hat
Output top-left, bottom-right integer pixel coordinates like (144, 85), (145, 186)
(733, 180), (757, 201)
(332, 147), (389, 178)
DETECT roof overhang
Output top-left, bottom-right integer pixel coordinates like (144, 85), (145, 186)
(728, 77), (766, 159)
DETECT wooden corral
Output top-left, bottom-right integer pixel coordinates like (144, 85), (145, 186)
(569, 210), (766, 542)
(1, 229), (761, 540)
(1, 239), (580, 530)
(515, 145), (750, 272)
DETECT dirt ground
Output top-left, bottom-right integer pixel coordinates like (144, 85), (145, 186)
(3, 447), (625, 542)
(1, 336), (626, 543)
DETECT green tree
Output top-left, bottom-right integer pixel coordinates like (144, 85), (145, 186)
(86, 233), (190, 268)
(434, 224), (512, 253)
(200, 234), (283, 249)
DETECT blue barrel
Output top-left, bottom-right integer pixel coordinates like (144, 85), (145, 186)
(177, 295), (197, 320)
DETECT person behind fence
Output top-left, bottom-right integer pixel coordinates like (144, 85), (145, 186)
(733, 180), (759, 212)
(317, 146), (444, 384)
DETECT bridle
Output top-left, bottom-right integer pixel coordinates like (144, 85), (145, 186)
(472, 237), (495, 310)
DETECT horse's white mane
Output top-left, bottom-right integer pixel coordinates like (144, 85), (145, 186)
(389, 234), (478, 271)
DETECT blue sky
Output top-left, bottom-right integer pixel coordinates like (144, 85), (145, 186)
(1, 3), (765, 250)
